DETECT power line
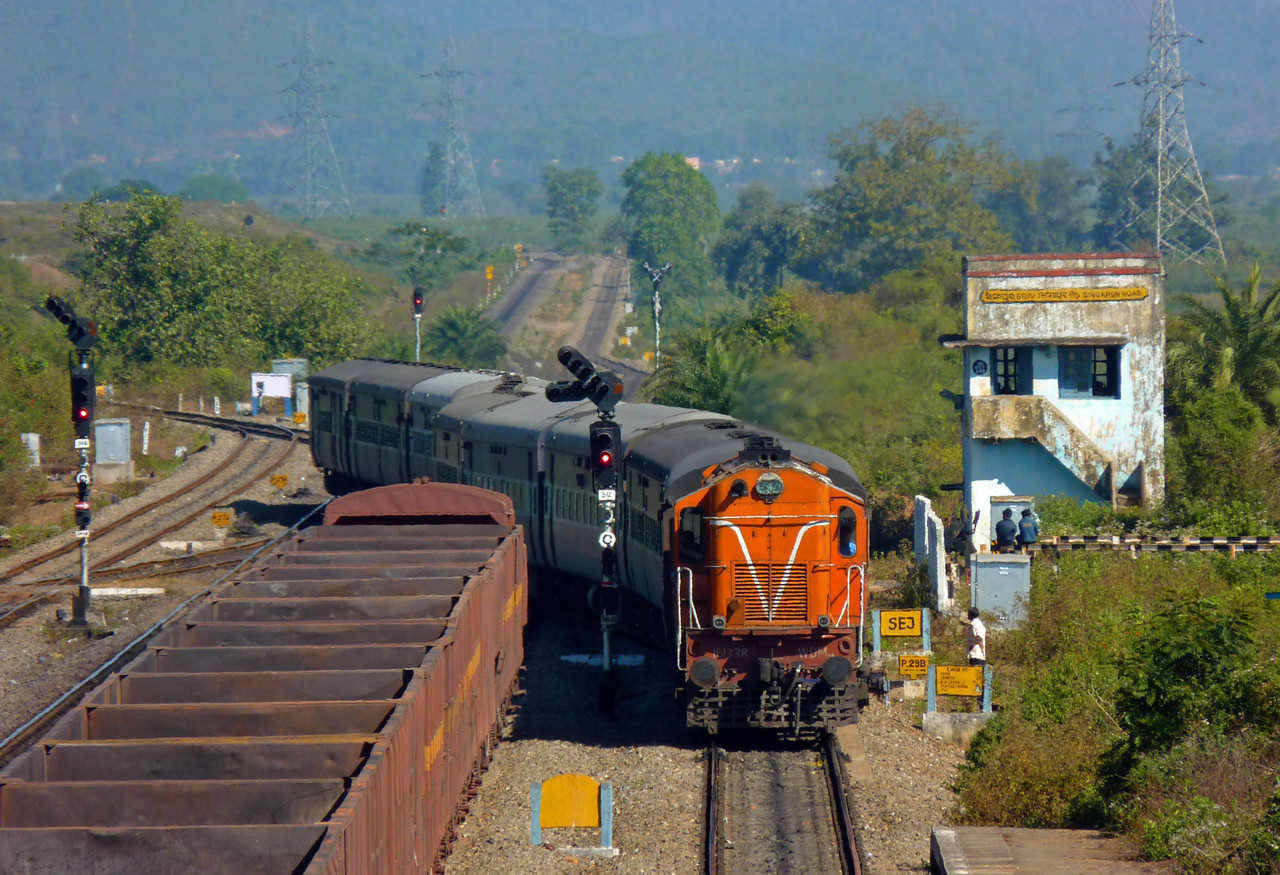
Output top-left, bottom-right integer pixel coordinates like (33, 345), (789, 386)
(422, 35), (485, 219)
(280, 17), (351, 219)
(1116, 0), (1225, 265)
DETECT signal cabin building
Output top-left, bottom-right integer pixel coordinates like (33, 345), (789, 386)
(942, 253), (1166, 547)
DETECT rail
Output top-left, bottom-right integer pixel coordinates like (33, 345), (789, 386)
(823, 733), (863, 875)
(0, 498), (332, 768)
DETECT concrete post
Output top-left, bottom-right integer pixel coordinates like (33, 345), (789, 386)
(926, 663), (937, 713)
(982, 664), (993, 713)
(213, 396), (220, 416)
(922, 608), (932, 653)
(871, 609), (881, 655)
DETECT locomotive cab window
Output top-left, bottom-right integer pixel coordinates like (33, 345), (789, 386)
(837, 507), (858, 557)
(679, 508), (704, 563)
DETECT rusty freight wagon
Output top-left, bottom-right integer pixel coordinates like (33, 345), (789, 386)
(0, 481), (527, 873)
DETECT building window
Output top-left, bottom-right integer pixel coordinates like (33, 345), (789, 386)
(991, 347), (1031, 395)
(1059, 346), (1120, 398)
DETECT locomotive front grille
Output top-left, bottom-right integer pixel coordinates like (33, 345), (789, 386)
(732, 564), (808, 623)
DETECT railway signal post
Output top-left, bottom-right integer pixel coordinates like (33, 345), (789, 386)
(641, 261), (672, 371)
(545, 345), (626, 711)
(46, 296), (98, 626)
(412, 287), (425, 362)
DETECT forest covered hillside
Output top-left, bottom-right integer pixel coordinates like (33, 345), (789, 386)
(1, 0), (1276, 203)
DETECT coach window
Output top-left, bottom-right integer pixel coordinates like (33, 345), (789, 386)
(1060, 346), (1120, 398)
(679, 508), (704, 563)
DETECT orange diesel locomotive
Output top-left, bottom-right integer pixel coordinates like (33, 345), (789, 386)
(310, 359), (870, 733)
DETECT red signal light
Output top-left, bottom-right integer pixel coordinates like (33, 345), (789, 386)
(598, 451), (612, 466)
(75, 407), (90, 421)
(74, 500), (90, 511)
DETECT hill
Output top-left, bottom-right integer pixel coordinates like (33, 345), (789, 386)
(0, 0), (1275, 203)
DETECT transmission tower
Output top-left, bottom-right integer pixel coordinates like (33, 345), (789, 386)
(422, 36), (485, 219)
(281, 18), (351, 219)
(1116, 0), (1225, 265)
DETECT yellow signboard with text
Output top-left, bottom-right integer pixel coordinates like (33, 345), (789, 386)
(898, 653), (929, 679)
(936, 665), (985, 696)
(211, 510), (232, 528)
(982, 286), (1148, 304)
(270, 474), (289, 490)
(880, 609), (923, 637)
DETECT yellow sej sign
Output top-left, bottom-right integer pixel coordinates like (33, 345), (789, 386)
(898, 653), (929, 678)
(982, 286), (1149, 304)
(936, 665), (985, 696)
(881, 609), (922, 637)
(211, 510), (232, 527)
(270, 474), (289, 489)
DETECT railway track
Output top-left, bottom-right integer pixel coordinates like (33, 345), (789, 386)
(0, 412), (306, 619)
(705, 735), (861, 874)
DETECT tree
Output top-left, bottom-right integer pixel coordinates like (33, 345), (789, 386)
(712, 183), (807, 299)
(392, 222), (470, 290)
(423, 306), (506, 368)
(621, 152), (720, 323)
(543, 165), (603, 251)
(1168, 264), (1280, 420)
(985, 156), (1091, 253)
(73, 192), (370, 367)
(57, 166), (107, 202)
(178, 173), (249, 203)
(643, 289), (815, 412)
(805, 106), (1021, 291)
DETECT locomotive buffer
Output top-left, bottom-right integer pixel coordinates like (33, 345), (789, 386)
(546, 346), (625, 711)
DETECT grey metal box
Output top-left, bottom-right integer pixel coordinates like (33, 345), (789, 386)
(970, 553), (1031, 627)
(94, 418), (131, 464)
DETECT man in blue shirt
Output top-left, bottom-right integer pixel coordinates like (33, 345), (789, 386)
(994, 508), (1018, 553)
(1018, 508), (1039, 551)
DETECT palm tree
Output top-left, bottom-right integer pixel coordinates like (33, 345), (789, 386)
(1169, 264), (1280, 420)
(424, 306), (506, 369)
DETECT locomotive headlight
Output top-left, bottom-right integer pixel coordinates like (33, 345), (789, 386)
(712, 615), (726, 630)
(689, 657), (720, 689)
(817, 614), (831, 628)
(755, 472), (784, 500)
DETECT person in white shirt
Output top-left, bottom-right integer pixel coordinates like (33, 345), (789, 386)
(967, 606), (987, 666)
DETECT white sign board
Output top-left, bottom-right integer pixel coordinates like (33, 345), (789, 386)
(250, 372), (293, 399)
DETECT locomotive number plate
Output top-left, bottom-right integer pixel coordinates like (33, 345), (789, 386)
(936, 665), (984, 697)
(211, 510), (233, 527)
(898, 653), (929, 678)
(880, 609), (922, 636)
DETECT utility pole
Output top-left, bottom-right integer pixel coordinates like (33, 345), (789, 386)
(45, 297), (98, 626)
(281, 17), (352, 220)
(641, 261), (672, 371)
(1115, 0), (1225, 265)
(422, 35), (485, 219)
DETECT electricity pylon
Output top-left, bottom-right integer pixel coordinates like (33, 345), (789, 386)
(1116, 0), (1225, 265)
(422, 35), (485, 219)
(281, 18), (351, 219)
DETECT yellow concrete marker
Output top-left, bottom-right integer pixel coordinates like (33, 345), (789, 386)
(530, 773), (616, 854)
